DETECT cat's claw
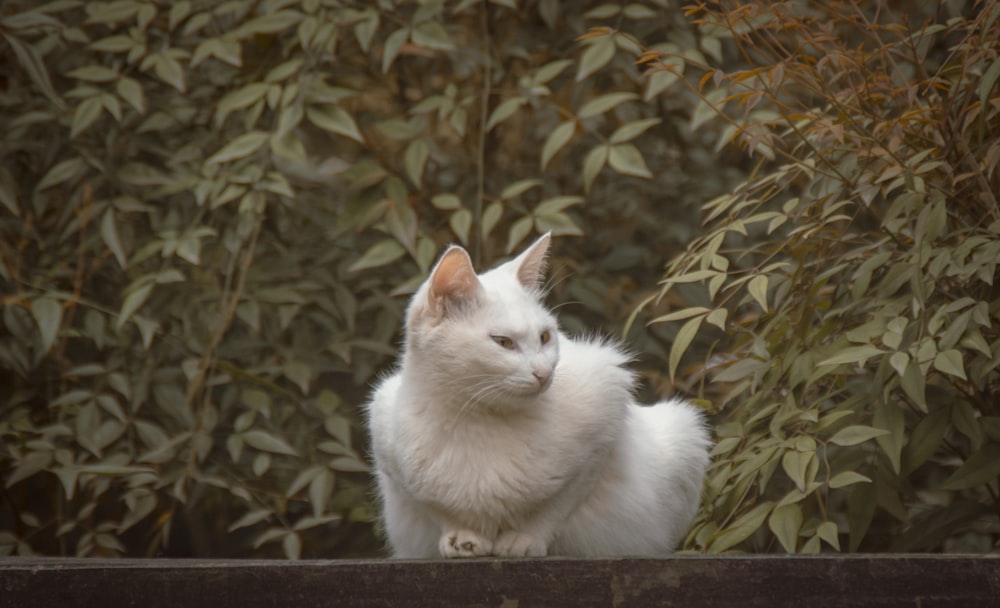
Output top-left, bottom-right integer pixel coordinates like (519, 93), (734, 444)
(439, 529), (493, 558)
(494, 531), (547, 557)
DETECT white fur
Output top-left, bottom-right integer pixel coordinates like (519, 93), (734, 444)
(365, 234), (711, 558)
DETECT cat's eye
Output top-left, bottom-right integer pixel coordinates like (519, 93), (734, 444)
(540, 330), (551, 345)
(492, 335), (516, 350)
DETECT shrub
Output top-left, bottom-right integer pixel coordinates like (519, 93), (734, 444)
(0, 0), (729, 557)
(645, 0), (1000, 552)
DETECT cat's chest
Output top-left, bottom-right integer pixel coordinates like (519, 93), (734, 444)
(396, 409), (564, 517)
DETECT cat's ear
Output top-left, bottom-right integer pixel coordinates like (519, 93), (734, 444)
(510, 232), (551, 290)
(427, 245), (481, 315)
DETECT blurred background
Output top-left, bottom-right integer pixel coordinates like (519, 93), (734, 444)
(1, 0), (998, 558)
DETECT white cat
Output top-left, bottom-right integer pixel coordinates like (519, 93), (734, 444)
(365, 233), (711, 558)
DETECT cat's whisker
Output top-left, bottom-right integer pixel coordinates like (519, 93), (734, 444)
(549, 299), (583, 313)
(540, 270), (573, 298)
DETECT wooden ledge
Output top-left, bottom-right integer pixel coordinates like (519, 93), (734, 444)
(2, 555), (999, 607)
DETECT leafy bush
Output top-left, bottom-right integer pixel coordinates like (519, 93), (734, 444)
(7, 0), (991, 560)
(0, 0), (730, 557)
(646, 1), (1000, 552)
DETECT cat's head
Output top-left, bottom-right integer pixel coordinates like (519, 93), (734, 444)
(404, 233), (559, 405)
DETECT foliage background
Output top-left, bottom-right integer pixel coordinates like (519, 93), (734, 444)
(1, 0), (997, 558)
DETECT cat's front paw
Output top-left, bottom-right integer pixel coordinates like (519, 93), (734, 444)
(439, 529), (493, 558)
(494, 531), (547, 557)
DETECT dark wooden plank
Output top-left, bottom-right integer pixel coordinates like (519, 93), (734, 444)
(1, 556), (998, 608)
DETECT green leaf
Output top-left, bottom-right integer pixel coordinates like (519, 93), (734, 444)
(116, 282), (153, 330)
(903, 407), (949, 474)
(487, 97), (526, 131)
(243, 430), (297, 456)
(951, 400), (983, 449)
(283, 361), (311, 395)
(781, 449), (813, 493)
(0, 167), (20, 217)
(101, 209), (128, 270)
(847, 481), (876, 551)
(153, 54), (186, 93)
(747, 275), (769, 312)
(404, 139), (429, 188)
(71, 96), (103, 139)
(933, 349), (966, 380)
(206, 131), (269, 164)
(348, 239), (406, 272)
(900, 360), (927, 412)
(818, 345), (885, 367)
(307, 105), (364, 142)
(578, 92), (638, 119)
(608, 143), (652, 178)
(329, 456), (370, 473)
(533, 59), (572, 85)
(228, 509), (271, 532)
(584, 4), (620, 19)
(5, 34), (64, 110)
(283, 532), (302, 560)
(662, 269), (720, 284)
(609, 117), (661, 144)
(308, 469), (334, 517)
(412, 20), (453, 50)
(978, 57), (1000, 107)
(768, 502), (802, 553)
(576, 35), (615, 81)
(37, 157), (86, 191)
(828, 471), (872, 489)
(31, 297), (63, 355)
(168, 1), (191, 30)
(449, 208), (472, 245)
(650, 307), (712, 324)
(940, 444), (1000, 490)
(68, 65), (119, 82)
(287, 466), (323, 497)
(816, 521), (840, 551)
(481, 201), (503, 239)
(709, 501), (773, 553)
(500, 178), (543, 200)
(352, 10), (378, 52)
(506, 216), (534, 254)
(691, 89), (726, 131)
(115, 77), (146, 114)
(582, 144), (608, 192)
(829, 425), (889, 447)
(706, 308), (728, 330)
(534, 211), (582, 236)
(541, 121), (576, 169)
(669, 315), (704, 382)
(215, 83), (269, 126)
(235, 10), (303, 38)
(535, 195), (583, 216)
(874, 402), (905, 474)
(644, 67), (682, 101)
(382, 27), (409, 73)
(889, 351), (909, 377)
(431, 193), (461, 210)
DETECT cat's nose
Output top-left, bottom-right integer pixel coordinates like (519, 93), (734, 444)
(532, 367), (552, 386)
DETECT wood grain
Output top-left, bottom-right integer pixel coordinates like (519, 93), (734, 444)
(2, 555), (998, 607)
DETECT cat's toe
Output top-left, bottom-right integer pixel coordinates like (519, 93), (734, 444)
(439, 529), (493, 558)
(494, 531), (547, 557)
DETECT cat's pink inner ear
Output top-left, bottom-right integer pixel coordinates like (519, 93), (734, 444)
(514, 232), (551, 289)
(428, 246), (480, 308)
